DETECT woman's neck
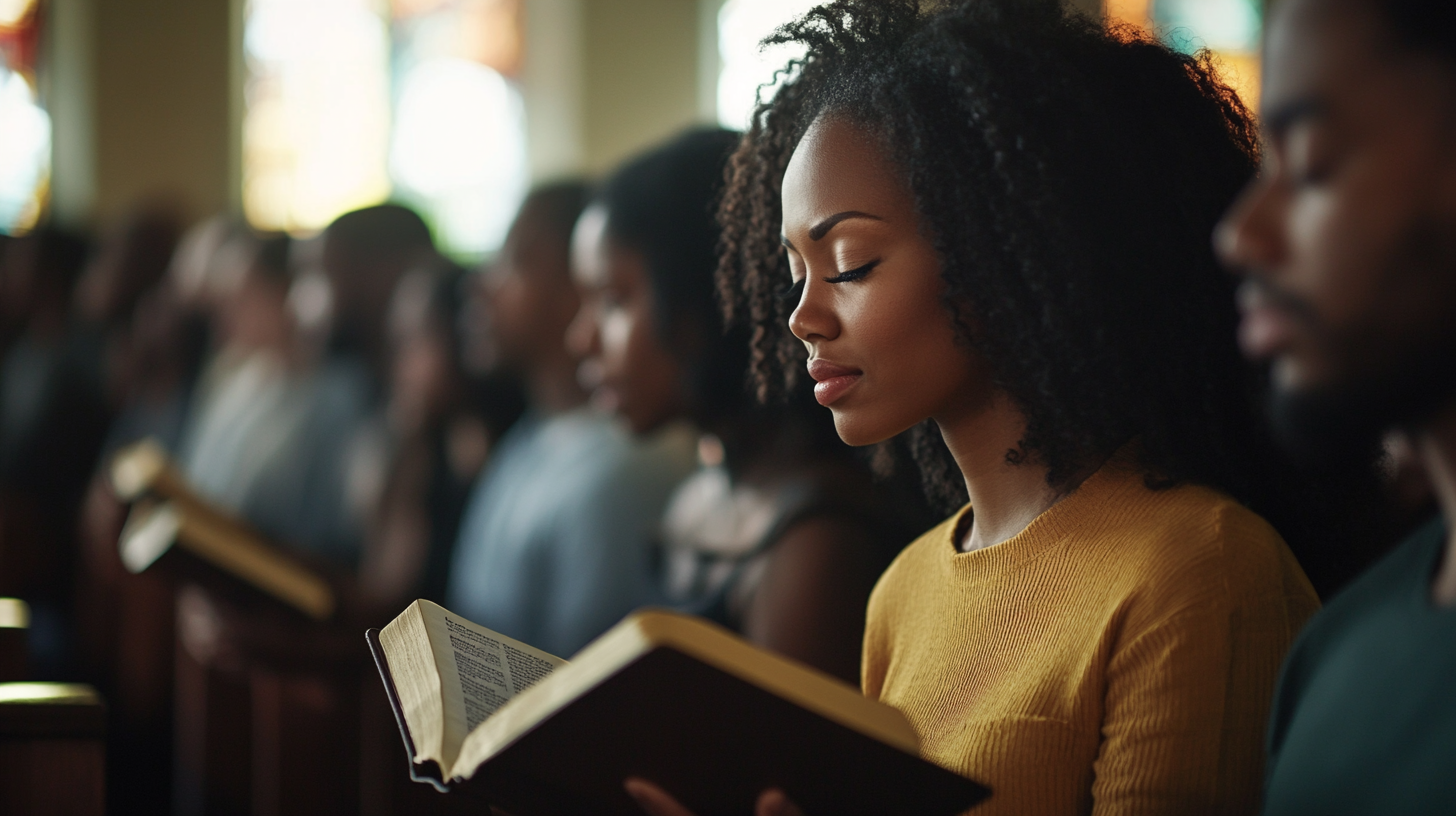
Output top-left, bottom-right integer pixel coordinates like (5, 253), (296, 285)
(936, 391), (1065, 552)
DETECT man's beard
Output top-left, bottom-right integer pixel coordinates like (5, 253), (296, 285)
(1269, 331), (1456, 469)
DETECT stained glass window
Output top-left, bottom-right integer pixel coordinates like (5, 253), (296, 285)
(0, 0), (50, 234)
(243, 0), (393, 236)
(242, 0), (526, 260)
(389, 0), (527, 258)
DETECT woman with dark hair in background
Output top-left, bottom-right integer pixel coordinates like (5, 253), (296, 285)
(628, 2), (1352, 814)
(569, 127), (929, 683)
(358, 259), (525, 610)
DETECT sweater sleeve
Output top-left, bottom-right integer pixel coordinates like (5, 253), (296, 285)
(1090, 501), (1314, 816)
(1091, 596), (1294, 816)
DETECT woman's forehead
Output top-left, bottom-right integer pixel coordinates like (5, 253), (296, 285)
(782, 116), (915, 234)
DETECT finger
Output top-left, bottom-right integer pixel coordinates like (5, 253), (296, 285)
(756, 788), (806, 816)
(624, 777), (698, 816)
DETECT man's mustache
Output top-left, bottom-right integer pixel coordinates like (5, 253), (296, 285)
(1235, 275), (1322, 331)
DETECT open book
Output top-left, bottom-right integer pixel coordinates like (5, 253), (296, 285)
(109, 439), (336, 620)
(370, 600), (988, 815)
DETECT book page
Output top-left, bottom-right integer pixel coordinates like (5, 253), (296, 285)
(442, 615), (566, 729)
(418, 602), (567, 769)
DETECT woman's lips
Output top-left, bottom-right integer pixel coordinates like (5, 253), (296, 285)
(807, 358), (863, 407)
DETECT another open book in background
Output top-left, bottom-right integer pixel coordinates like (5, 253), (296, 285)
(369, 600), (988, 815)
(109, 438), (336, 620)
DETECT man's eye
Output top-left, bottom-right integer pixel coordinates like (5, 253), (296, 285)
(1292, 161), (1333, 187)
(1283, 130), (1336, 188)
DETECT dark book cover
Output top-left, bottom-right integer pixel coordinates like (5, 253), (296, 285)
(366, 629), (989, 815)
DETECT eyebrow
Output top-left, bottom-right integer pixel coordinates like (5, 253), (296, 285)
(1263, 97), (1327, 139)
(781, 210), (885, 250)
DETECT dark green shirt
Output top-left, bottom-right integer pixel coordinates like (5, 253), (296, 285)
(1264, 518), (1456, 816)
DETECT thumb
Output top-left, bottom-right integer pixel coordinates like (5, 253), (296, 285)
(756, 788), (805, 816)
(624, 777), (697, 816)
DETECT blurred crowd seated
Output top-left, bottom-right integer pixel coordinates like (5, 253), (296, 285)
(0, 195), (532, 813)
(0, 123), (938, 813)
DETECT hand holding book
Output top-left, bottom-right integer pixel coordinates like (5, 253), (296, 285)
(625, 778), (803, 816)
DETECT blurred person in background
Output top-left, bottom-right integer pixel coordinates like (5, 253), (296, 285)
(1214, 0), (1456, 810)
(73, 203), (185, 335)
(0, 226), (102, 675)
(177, 205), (432, 564)
(76, 215), (254, 657)
(161, 206), (436, 814)
(447, 182), (698, 659)
(72, 217), (230, 816)
(0, 226), (98, 494)
(72, 203), (186, 413)
(567, 128), (925, 683)
(357, 259), (525, 610)
(175, 232), (355, 556)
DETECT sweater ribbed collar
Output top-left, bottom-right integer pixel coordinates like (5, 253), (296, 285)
(941, 452), (1149, 576)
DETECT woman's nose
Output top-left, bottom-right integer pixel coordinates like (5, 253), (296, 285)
(788, 279), (839, 344)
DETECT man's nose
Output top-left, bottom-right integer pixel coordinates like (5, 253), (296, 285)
(1215, 175), (1288, 276)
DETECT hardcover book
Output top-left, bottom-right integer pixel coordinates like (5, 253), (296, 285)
(109, 439), (336, 620)
(369, 599), (988, 815)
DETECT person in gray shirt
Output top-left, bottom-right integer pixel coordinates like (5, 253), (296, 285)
(447, 183), (696, 658)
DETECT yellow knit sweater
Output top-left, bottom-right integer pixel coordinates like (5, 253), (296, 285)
(863, 458), (1319, 816)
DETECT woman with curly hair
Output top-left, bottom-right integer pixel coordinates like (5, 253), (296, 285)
(629, 1), (1329, 814)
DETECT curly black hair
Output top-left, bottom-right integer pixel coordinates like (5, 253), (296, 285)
(715, 0), (1351, 540)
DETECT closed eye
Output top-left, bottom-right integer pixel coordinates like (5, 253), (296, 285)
(822, 260), (880, 284)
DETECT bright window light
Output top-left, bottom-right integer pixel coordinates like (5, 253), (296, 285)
(242, 0), (526, 260)
(0, 63), (49, 234)
(390, 0), (527, 260)
(0, 0), (35, 28)
(716, 0), (824, 132)
(242, 0), (393, 235)
(1154, 0), (1260, 54)
(390, 58), (526, 258)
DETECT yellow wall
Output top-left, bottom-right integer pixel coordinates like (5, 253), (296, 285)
(580, 0), (707, 174)
(48, 0), (234, 228)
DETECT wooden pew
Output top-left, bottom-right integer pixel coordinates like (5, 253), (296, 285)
(0, 682), (107, 816)
(0, 598), (28, 681)
(173, 639), (252, 816)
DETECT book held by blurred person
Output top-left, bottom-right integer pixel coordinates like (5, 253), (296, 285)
(109, 438), (336, 620)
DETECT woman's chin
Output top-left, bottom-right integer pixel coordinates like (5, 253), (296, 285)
(830, 411), (899, 448)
